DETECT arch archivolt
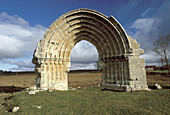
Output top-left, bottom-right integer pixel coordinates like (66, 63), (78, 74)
(45, 13), (125, 55)
(63, 35), (103, 60)
(32, 9), (149, 92)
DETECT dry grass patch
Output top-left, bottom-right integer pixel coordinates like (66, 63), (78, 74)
(0, 74), (36, 87)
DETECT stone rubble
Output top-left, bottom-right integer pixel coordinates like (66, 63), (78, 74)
(155, 83), (161, 89)
(12, 107), (19, 112)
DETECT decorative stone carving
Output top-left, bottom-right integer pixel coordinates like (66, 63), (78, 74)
(32, 8), (149, 92)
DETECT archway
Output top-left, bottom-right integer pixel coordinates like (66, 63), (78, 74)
(32, 9), (149, 92)
(69, 40), (101, 88)
(70, 40), (98, 70)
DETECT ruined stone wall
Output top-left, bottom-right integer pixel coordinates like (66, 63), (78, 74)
(32, 8), (149, 91)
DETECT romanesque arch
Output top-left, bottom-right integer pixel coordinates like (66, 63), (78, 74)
(32, 9), (149, 92)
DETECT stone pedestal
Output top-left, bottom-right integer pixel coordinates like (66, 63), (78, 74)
(101, 55), (149, 92)
(34, 59), (70, 91)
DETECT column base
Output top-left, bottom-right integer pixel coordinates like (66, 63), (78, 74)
(102, 82), (150, 92)
(38, 81), (68, 91)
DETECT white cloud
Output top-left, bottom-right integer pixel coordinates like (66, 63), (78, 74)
(0, 12), (47, 59)
(70, 40), (98, 69)
(71, 63), (97, 70)
(130, 1), (170, 66)
(131, 18), (155, 30)
(2, 59), (34, 71)
(0, 12), (47, 71)
(130, 17), (163, 65)
(0, 12), (29, 26)
(142, 8), (153, 17)
(142, 9), (149, 17)
(0, 35), (23, 58)
(140, 51), (161, 65)
(130, 17), (159, 51)
(71, 40), (98, 63)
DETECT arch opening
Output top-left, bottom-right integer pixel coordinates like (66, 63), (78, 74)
(70, 40), (99, 70)
(68, 40), (102, 89)
(32, 8), (149, 92)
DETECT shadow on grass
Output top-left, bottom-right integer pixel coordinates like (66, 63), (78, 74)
(0, 86), (26, 93)
(148, 85), (170, 89)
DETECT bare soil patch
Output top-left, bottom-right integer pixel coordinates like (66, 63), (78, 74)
(147, 75), (170, 89)
(0, 86), (25, 93)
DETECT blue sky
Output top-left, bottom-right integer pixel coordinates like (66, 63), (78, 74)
(0, 0), (169, 71)
(0, 0), (164, 26)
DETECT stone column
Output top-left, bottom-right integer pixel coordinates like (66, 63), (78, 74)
(127, 55), (149, 91)
(110, 59), (114, 83)
(107, 58), (110, 83)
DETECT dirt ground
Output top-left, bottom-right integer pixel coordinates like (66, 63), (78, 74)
(0, 73), (102, 89)
(68, 73), (102, 88)
(0, 73), (169, 90)
(0, 73), (36, 88)
(146, 75), (170, 86)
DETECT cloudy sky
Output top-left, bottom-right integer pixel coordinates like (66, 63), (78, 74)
(0, 0), (169, 71)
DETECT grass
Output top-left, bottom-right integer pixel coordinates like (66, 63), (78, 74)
(0, 73), (170, 114)
(0, 93), (11, 114)
(1, 87), (170, 115)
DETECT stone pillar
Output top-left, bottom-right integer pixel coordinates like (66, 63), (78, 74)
(52, 60), (68, 90)
(126, 55), (149, 91)
(107, 58), (110, 83)
(34, 58), (69, 91)
(101, 55), (149, 92)
(110, 60), (114, 83)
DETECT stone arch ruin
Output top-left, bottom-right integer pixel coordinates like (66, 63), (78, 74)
(32, 9), (149, 92)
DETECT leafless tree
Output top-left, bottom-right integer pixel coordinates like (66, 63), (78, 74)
(152, 35), (170, 74)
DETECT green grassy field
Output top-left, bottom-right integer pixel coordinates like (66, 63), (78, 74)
(1, 87), (170, 115)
